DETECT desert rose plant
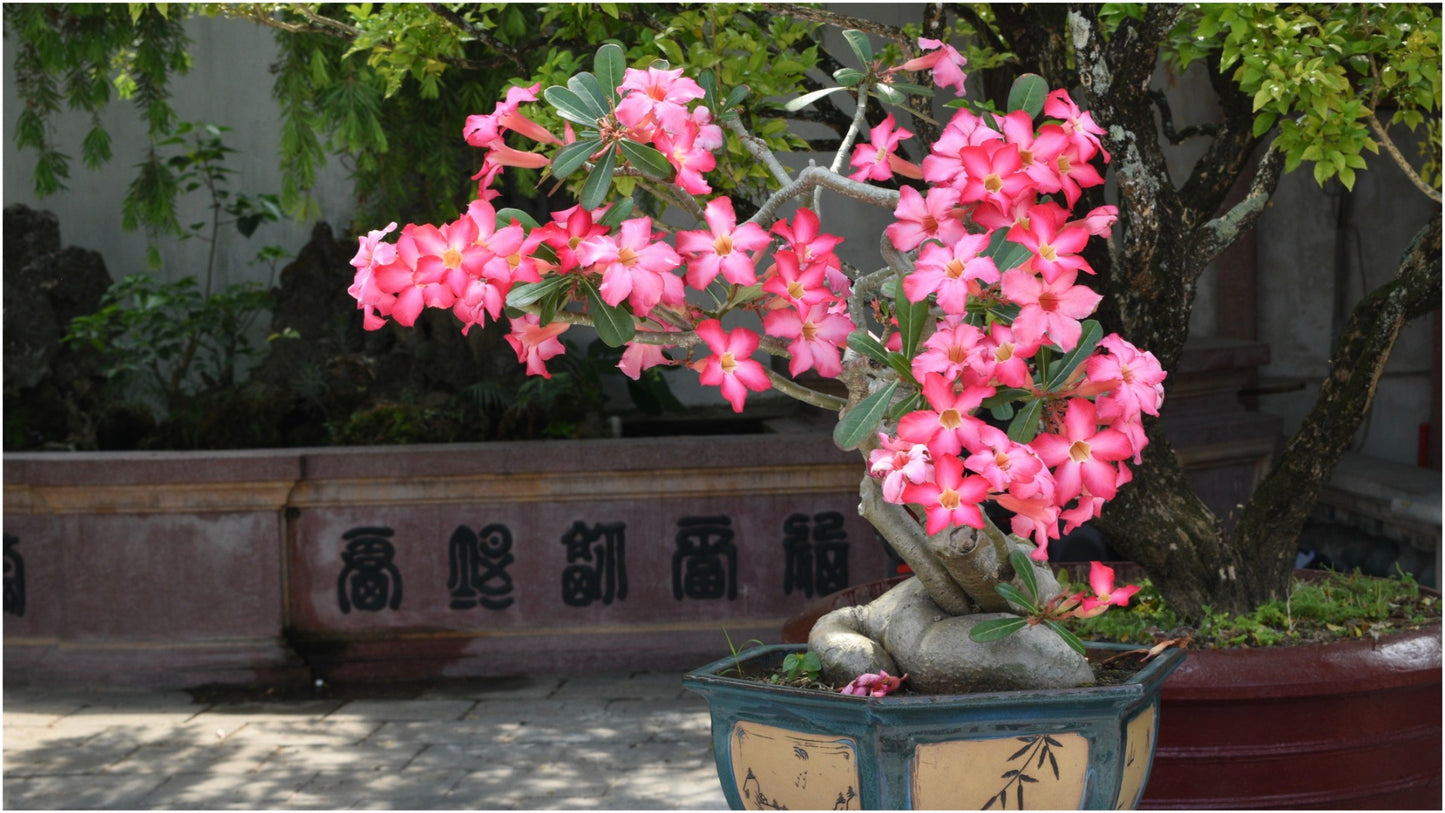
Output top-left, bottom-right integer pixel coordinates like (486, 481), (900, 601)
(346, 37), (1164, 693)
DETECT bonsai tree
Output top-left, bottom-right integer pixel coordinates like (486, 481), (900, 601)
(344, 36), (1168, 691)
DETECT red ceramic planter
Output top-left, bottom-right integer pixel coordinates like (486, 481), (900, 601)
(781, 572), (1443, 810)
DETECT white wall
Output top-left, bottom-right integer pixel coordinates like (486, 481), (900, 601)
(3, 15), (355, 290)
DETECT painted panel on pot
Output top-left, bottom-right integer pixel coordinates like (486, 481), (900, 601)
(729, 720), (861, 810)
(911, 732), (1089, 810)
(1114, 703), (1157, 809)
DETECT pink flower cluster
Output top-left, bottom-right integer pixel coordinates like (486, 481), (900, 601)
(840, 670), (907, 697)
(346, 39), (1165, 560)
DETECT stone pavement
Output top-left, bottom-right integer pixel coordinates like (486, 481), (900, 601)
(2, 672), (729, 810)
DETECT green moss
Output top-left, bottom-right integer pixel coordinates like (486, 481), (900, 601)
(1068, 568), (1441, 649)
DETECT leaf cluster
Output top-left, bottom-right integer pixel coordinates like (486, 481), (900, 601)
(1071, 568), (1441, 649)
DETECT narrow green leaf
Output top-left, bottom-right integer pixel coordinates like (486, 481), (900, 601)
(579, 145), (617, 211)
(568, 73), (611, 119)
(886, 81), (936, 98)
(872, 83), (906, 105)
(494, 207), (542, 230)
(984, 228), (1033, 272)
(722, 84), (750, 110)
(1008, 74), (1049, 118)
(784, 85), (849, 112)
(846, 331), (892, 366)
(1045, 320), (1103, 390)
(596, 197), (635, 228)
(969, 617), (1029, 644)
(834, 380), (898, 451)
(543, 85), (602, 127)
(582, 280), (636, 347)
(551, 138), (603, 179)
(594, 43), (627, 103)
(994, 583), (1037, 612)
(842, 29), (873, 65)
(1009, 549), (1039, 603)
(896, 296), (930, 359)
(617, 138), (674, 181)
(506, 275), (572, 309)
(1006, 397), (1044, 443)
(886, 390), (922, 421)
(1044, 620), (1087, 656)
(833, 67), (866, 87)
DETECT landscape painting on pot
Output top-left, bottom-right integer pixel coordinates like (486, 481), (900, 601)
(346, 34), (1179, 809)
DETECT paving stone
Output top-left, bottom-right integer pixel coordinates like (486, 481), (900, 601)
(326, 698), (478, 723)
(137, 768), (318, 809)
(104, 740), (280, 774)
(4, 773), (170, 809)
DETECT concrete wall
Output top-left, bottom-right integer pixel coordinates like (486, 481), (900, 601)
(2, 15), (356, 292)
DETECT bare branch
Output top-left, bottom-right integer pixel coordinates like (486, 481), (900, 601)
(1368, 113), (1444, 203)
(1193, 146), (1285, 267)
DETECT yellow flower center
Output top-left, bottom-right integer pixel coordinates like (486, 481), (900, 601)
(1069, 440), (1092, 463)
(714, 234), (734, 256)
(719, 352), (737, 374)
(442, 246), (463, 270)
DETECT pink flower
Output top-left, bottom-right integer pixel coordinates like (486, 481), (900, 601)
(676, 197), (771, 288)
(576, 217), (684, 317)
(869, 433), (933, 504)
(505, 313), (569, 378)
(692, 319), (771, 412)
(955, 142), (1033, 209)
(922, 108), (1003, 186)
(762, 301), (855, 379)
(761, 250), (836, 311)
(899, 37), (968, 96)
(1075, 561), (1141, 618)
(840, 670), (907, 697)
(463, 84), (557, 148)
(903, 233), (999, 314)
(654, 122), (716, 195)
(901, 454), (991, 535)
(536, 204), (611, 274)
(885, 185), (967, 253)
(349, 222), (399, 330)
(1043, 88), (1109, 162)
(963, 424), (1044, 494)
(618, 334), (678, 380)
(1030, 398), (1134, 503)
(1007, 201), (1094, 283)
(772, 208), (843, 275)
(849, 114), (921, 182)
(977, 323), (1039, 389)
(897, 373), (993, 459)
(994, 492), (1061, 558)
(1001, 267), (1103, 351)
(1079, 205), (1119, 238)
(616, 66), (705, 135)
(911, 315), (987, 383)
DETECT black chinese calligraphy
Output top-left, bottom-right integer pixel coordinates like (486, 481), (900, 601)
(448, 523), (516, 611)
(673, 515), (737, 600)
(337, 527), (403, 613)
(783, 511), (850, 598)
(560, 521), (628, 607)
(3, 534), (24, 617)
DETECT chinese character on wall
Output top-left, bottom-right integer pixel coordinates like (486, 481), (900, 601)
(560, 521), (628, 607)
(337, 527), (403, 613)
(448, 523), (516, 611)
(673, 515), (737, 600)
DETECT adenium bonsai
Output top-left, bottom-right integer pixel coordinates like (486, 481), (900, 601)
(346, 37), (1163, 693)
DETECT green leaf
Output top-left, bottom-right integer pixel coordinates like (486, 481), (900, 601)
(833, 67), (866, 87)
(872, 83), (906, 105)
(551, 138), (603, 179)
(568, 73), (611, 119)
(886, 390), (922, 421)
(1007, 73), (1048, 118)
(1045, 320), (1104, 390)
(543, 85), (602, 128)
(834, 380), (898, 451)
(969, 616), (1029, 644)
(579, 144), (617, 210)
(1006, 397), (1044, 443)
(784, 85), (849, 112)
(842, 29), (873, 65)
(1044, 620), (1087, 656)
(596, 197), (635, 228)
(994, 582), (1037, 612)
(617, 138), (674, 181)
(846, 331), (892, 366)
(1009, 549), (1039, 603)
(582, 280), (635, 347)
(984, 228), (1033, 272)
(722, 84), (751, 110)
(494, 207), (541, 230)
(594, 43), (626, 103)
(506, 275), (572, 309)
(895, 296), (930, 360)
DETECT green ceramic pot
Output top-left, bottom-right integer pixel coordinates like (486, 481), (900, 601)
(683, 642), (1185, 810)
